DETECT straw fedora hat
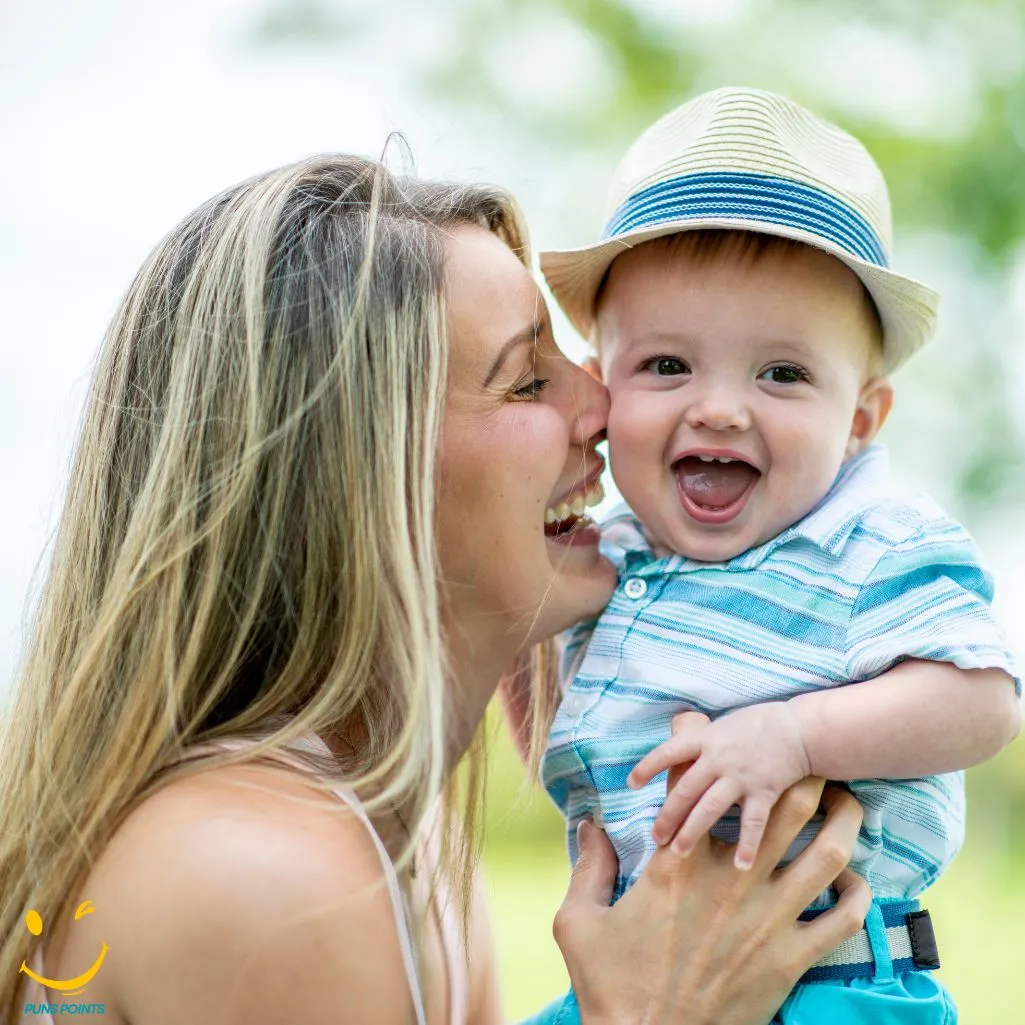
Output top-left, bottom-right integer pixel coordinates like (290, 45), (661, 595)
(541, 87), (939, 372)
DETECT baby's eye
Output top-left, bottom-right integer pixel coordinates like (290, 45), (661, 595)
(759, 364), (808, 385)
(643, 357), (690, 376)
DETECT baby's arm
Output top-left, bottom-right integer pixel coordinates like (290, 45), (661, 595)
(630, 662), (1020, 871)
(790, 660), (1020, 779)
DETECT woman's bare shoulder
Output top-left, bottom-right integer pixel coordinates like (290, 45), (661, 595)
(67, 763), (415, 1025)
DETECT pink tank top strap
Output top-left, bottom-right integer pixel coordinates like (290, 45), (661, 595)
(173, 732), (430, 1025)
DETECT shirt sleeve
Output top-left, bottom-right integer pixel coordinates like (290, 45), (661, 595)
(845, 523), (1021, 695)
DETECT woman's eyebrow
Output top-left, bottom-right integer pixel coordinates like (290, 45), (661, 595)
(482, 321), (542, 388)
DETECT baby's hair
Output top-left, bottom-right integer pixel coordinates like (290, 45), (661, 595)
(593, 229), (886, 375)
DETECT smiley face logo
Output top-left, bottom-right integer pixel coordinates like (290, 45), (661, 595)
(18, 901), (109, 995)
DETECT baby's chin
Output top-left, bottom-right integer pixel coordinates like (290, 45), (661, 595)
(653, 518), (774, 564)
(672, 537), (752, 563)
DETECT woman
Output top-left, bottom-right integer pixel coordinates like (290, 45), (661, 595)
(0, 155), (869, 1025)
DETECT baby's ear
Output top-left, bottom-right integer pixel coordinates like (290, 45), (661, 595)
(581, 355), (603, 383)
(846, 377), (894, 458)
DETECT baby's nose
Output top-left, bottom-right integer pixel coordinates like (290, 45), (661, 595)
(683, 387), (751, 431)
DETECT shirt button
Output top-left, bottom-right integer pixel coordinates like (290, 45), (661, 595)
(624, 577), (647, 599)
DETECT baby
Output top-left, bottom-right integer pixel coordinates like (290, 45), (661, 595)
(539, 87), (1020, 1020)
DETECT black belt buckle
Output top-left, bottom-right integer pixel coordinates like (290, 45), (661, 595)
(906, 909), (941, 970)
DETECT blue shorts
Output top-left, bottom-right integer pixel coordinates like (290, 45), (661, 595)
(524, 901), (956, 1025)
(774, 901), (957, 1024)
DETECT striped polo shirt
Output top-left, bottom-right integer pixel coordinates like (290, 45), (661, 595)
(542, 445), (1019, 906)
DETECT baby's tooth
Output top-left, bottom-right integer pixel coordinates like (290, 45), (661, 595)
(716, 456), (733, 463)
(545, 508), (557, 524)
(571, 496), (586, 517)
(556, 503), (572, 521)
(698, 454), (714, 462)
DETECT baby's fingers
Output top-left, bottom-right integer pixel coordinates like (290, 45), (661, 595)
(734, 794), (775, 871)
(653, 759), (715, 845)
(630, 737), (702, 790)
(670, 777), (741, 857)
(630, 714), (708, 789)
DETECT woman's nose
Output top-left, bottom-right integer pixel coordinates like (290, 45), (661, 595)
(683, 384), (751, 432)
(567, 358), (610, 445)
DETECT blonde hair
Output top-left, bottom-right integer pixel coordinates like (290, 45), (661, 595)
(0, 153), (533, 1018)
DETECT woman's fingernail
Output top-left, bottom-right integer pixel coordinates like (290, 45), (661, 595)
(577, 820), (594, 848)
(671, 841), (691, 859)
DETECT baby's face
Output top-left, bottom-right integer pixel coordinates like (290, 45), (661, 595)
(596, 239), (890, 562)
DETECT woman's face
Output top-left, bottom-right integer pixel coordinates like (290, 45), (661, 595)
(437, 226), (616, 674)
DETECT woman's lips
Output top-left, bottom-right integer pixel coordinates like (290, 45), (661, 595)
(546, 518), (601, 546)
(544, 479), (605, 537)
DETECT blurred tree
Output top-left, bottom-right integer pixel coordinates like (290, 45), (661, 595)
(252, 0), (1025, 834)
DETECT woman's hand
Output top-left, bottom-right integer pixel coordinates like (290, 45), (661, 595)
(552, 776), (870, 1025)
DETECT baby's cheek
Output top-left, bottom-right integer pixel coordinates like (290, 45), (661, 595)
(607, 394), (658, 457)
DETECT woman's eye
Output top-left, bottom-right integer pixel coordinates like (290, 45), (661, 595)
(644, 357), (690, 376)
(512, 377), (550, 399)
(760, 364), (808, 384)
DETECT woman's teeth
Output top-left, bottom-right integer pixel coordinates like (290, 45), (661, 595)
(544, 481), (605, 525)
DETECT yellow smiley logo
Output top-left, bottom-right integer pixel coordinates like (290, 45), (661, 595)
(18, 901), (109, 996)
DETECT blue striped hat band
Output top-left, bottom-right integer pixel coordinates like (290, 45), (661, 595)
(602, 171), (889, 269)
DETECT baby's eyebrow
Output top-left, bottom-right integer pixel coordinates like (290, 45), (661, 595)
(622, 330), (698, 349)
(754, 338), (819, 360)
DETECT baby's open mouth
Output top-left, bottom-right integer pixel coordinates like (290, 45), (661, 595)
(674, 455), (760, 512)
(544, 481), (604, 538)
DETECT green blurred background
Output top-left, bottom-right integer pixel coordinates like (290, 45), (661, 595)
(411, 1), (1025, 1017)
(4, 0), (1024, 1020)
(396, 0), (1025, 1017)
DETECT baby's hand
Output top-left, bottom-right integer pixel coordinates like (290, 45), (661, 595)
(628, 703), (812, 870)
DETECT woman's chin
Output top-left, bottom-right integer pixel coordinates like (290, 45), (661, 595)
(537, 535), (617, 637)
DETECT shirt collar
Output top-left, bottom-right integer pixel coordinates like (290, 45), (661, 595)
(732, 443), (891, 569)
(611, 444), (891, 576)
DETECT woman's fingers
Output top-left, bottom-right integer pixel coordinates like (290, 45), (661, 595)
(748, 776), (825, 876)
(792, 868), (872, 969)
(774, 785), (863, 907)
(670, 777), (740, 857)
(557, 820), (617, 917)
